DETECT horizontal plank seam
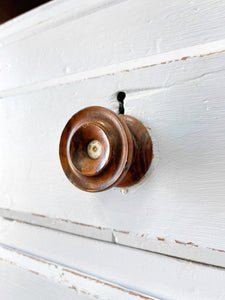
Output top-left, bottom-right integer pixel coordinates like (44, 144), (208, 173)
(122, 67), (225, 100)
(4, 209), (225, 254)
(2, 216), (225, 273)
(1, 39), (225, 98)
(1, 208), (225, 269)
(0, 242), (157, 300)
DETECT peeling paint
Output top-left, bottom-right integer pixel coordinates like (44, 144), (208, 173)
(1, 39), (225, 99)
(114, 230), (130, 235)
(175, 240), (198, 247)
(29, 269), (40, 276)
(0, 244), (156, 300)
(208, 247), (225, 253)
(64, 268), (155, 300)
(1, 209), (225, 269)
(135, 49), (225, 72)
(57, 217), (104, 231)
(32, 213), (46, 218)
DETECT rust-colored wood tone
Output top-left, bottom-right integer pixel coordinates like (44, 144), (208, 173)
(116, 115), (153, 187)
(59, 106), (152, 192)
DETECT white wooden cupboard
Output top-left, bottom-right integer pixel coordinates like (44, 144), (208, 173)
(0, 0), (225, 299)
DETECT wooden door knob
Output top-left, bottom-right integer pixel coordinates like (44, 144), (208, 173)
(59, 106), (152, 192)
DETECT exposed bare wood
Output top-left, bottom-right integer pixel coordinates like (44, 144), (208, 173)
(1, 208), (225, 269)
(0, 242), (157, 300)
(0, 259), (90, 300)
(1, 218), (225, 300)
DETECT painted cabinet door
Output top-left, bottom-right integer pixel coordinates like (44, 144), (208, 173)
(0, 0), (225, 273)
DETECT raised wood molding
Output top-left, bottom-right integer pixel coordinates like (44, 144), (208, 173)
(0, 243), (156, 300)
(1, 0), (225, 272)
(1, 208), (225, 269)
(1, 218), (225, 300)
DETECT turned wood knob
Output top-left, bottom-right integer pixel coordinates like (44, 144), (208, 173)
(59, 106), (152, 192)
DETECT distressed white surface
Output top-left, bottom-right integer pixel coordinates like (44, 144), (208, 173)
(1, 207), (225, 269)
(1, 0), (225, 91)
(0, 208), (113, 242)
(0, 221), (157, 300)
(0, 0), (225, 270)
(1, 218), (225, 300)
(0, 49), (225, 266)
(0, 246), (155, 300)
(0, 260), (90, 300)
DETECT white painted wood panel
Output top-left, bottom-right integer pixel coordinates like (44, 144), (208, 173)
(0, 0), (107, 42)
(0, 260), (90, 300)
(1, 0), (225, 91)
(1, 218), (225, 300)
(0, 47), (225, 266)
(0, 0), (225, 269)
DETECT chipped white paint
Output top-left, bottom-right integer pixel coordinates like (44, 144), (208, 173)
(0, 260), (89, 300)
(0, 208), (113, 242)
(0, 0), (225, 279)
(1, 208), (225, 268)
(1, 39), (225, 98)
(0, 244), (156, 300)
(1, 49), (225, 267)
(1, 218), (225, 300)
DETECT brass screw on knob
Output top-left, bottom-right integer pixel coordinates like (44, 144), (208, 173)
(59, 106), (152, 192)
